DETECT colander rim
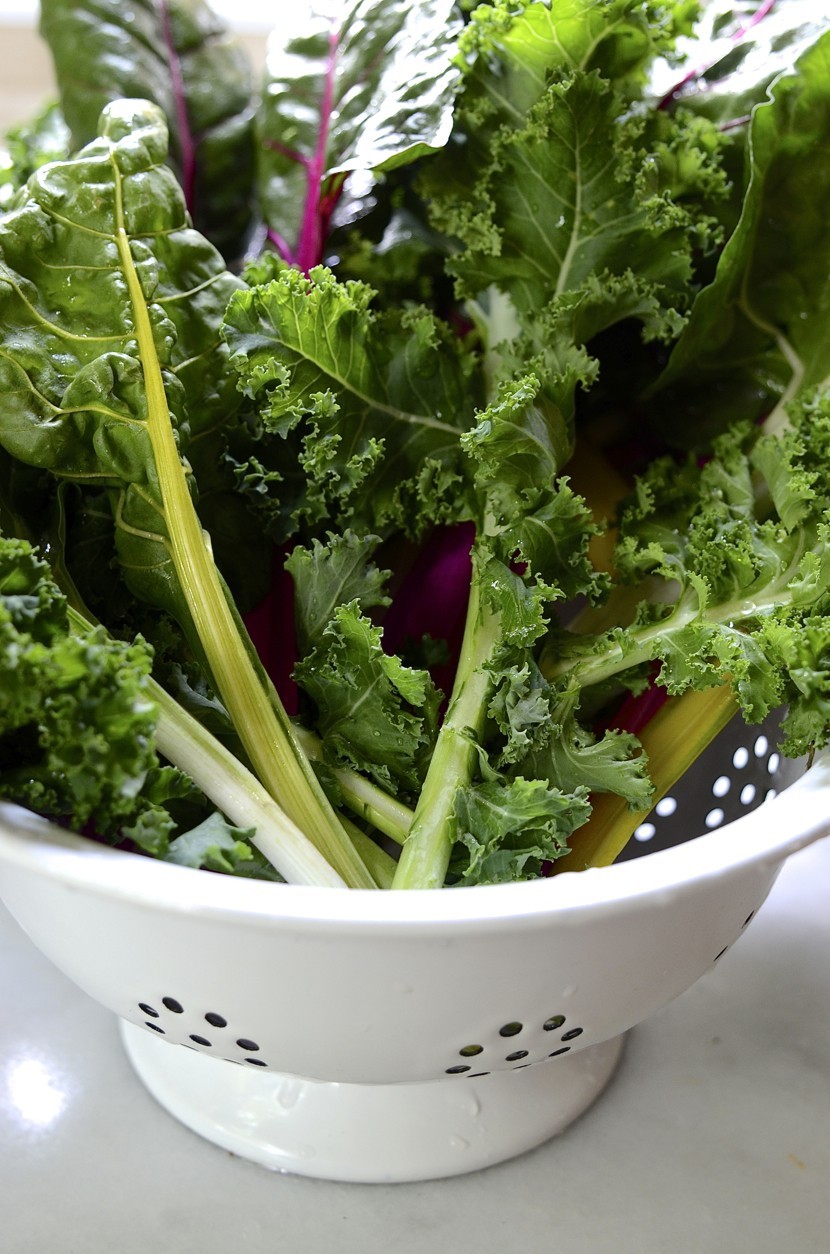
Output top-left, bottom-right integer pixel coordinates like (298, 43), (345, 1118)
(1, 749), (829, 930)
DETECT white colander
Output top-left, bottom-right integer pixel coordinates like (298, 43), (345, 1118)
(0, 718), (828, 1183)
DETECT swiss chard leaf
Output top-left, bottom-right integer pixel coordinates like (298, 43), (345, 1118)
(458, 0), (698, 115)
(651, 0), (826, 125)
(0, 100), (244, 654)
(0, 103), (71, 209)
(257, 0), (462, 270)
(39, 0), (256, 259)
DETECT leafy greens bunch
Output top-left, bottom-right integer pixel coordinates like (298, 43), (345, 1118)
(1, 0), (830, 891)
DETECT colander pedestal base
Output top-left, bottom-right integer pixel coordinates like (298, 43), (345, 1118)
(120, 1020), (625, 1183)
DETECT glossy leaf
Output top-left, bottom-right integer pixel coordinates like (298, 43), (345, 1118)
(457, 0), (699, 122)
(0, 99), (244, 641)
(0, 103), (71, 209)
(257, 0), (461, 270)
(652, 0), (826, 124)
(39, 0), (255, 258)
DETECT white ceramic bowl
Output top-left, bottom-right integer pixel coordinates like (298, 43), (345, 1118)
(1, 726), (829, 1183)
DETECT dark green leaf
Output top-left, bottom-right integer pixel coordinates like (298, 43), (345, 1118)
(223, 265), (481, 534)
(294, 600), (441, 795)
(435, 68), (702, 329)
(286, 530), (391, 655)
(650, 31), (830, 442)
(0, 534), (162, 835)
(0, 102), (71, 208)
(257, 0), (462, 269)
(0, 100), (244, 661)
(451, 774), (590, 886)
(39, 0), (255, 258)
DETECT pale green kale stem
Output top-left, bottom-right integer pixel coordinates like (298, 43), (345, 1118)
(391, 559), (501, 890)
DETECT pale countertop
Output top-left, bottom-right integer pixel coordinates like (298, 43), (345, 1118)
(2, 13), (830, 1254)
(1, 837), (829, 1254)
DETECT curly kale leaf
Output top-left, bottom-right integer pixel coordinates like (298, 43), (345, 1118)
(285, 530), (391, 655)
(294, 600), (441, 797)
(432, 68), (707, 334)
(223, 265), (482, 536)
(544, 406), (830, 757)
(165, 810), (282, 880)
(450, 773), (591, 886)
(650, 29), (830, 443)
(0, 534), (162, 836)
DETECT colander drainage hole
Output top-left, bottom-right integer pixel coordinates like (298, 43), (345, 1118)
(134, 1002), (267, 1066)
(446, 1015), (584, 1074)
(499, 1021), (523, 1037)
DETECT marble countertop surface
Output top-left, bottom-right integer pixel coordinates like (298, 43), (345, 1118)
(2, 836), (829, 1254)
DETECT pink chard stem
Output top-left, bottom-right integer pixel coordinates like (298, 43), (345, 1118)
(658, 0), (778, 111)
(294, 25), (345, 273)
(159, 0), (197, 214)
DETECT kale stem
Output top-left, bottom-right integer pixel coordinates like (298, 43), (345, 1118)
(293, 723), (414, 844)
(392, 551), (500, 889)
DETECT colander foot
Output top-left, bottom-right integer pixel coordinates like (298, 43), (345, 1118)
(120, 1019), (625, 1182)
